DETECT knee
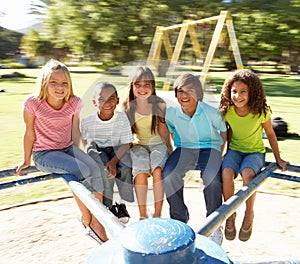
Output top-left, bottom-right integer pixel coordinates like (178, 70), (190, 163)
(76, 165), (91, 180)
(222, 168), (235, 182)
(241, 168), (255, 183)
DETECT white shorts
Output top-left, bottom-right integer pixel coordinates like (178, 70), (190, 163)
(130, 143), (169, 178)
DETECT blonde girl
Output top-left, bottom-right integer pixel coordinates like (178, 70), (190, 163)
(16, 59), (108, 243)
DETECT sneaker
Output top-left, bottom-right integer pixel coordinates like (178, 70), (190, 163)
(108, 202), (130, 224)
(115, 202), (130, 224)
(209, 226), (223, 246)
(108, 204), (119, 218)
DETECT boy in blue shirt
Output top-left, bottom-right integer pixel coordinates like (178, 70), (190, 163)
(163, 73), (227, 245)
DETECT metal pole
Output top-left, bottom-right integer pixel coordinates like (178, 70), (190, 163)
(197, 162), (278, 237)
(0, 166), (39, 178)
(270, 172), (300, 183)
(265, 162), (300, 173)
(67, 180), (125, 237)
(0, 173), (54, 189)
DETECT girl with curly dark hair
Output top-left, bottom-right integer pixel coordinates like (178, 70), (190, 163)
(219, 69), (289, 242)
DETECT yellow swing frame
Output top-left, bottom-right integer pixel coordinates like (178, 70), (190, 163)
(146, 11), (243, 90)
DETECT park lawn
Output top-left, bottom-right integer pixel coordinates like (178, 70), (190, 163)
(0, 68), (299, 206)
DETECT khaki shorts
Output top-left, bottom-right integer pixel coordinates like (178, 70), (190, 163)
(130, 143), (169, 178)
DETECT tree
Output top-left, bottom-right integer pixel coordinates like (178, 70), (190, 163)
(225, 0), (300, 72)
(17, 0), (299, 71)
(42, 0), (172, 61)
(0, 27), (23, 59)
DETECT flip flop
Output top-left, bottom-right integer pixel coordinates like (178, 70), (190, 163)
(78, 217), (105, 244)
(85, 225), (105, 245)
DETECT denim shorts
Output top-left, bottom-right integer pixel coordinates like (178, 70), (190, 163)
(222, 149), (265, 178)
(130, 142), (169, 178)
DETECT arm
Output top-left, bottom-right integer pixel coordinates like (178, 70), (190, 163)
(81, 139), (87, 149)
(158, 120), (173, 153)
(221, 122), (231, 156)
(158, 102), (173, 153)
(105, 143), (131, 178)
(263, 119), (289, 171)
(72, 114), (81, 147)
(220, 130), (227, 156)
(16, 111), (36, 175)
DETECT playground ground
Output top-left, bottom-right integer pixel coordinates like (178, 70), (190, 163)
(0, 180), (299, 264)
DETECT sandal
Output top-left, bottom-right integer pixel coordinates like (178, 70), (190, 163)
(78, 217), (106, 244)
(85, 225), (105, 245)
(225, 212), (237, 241)
(239, 213), (254, 242)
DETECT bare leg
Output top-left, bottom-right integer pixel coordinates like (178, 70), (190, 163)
(222, 168), (236, 222)
(152, 167), (164, 218)
(92, 192), (109, 241)
(73, 191), (108, 241)
(241, 168), (256, 228)
(72, 192), (92, 225)
(222, 168), (237, 240)
(134, 173), (149, 219)
(238, 168), (256, 241)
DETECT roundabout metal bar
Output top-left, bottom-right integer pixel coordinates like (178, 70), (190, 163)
(197, 162), (278, 237)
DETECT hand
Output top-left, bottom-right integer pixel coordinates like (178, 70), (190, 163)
(15, 162), (30, 176)
(277, 159), (289, 171)
(105, 162), (117, 179)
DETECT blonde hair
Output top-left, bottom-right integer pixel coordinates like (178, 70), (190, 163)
(35, 59), (74, 101)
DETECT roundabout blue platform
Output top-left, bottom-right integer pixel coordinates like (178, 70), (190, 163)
(1, 163), (299, 263)
(86, 218), (232, 264)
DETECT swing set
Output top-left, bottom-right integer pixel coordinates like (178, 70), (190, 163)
(146, 10), (243, 90)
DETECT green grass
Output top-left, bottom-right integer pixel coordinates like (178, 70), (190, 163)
(0, 178), (72, 207)
(0, 67), (299, 206)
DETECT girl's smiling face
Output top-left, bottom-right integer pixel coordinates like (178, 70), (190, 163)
(231, 80), (249, 110)
(132, 79), (152, 99)
(47, 70), (69, 101)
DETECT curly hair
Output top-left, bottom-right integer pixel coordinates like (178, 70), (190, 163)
(219, 69), (271, 117)
(122, 66), (166, 134)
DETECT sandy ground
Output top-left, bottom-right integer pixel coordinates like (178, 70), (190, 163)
(1, 184), (300, 264)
